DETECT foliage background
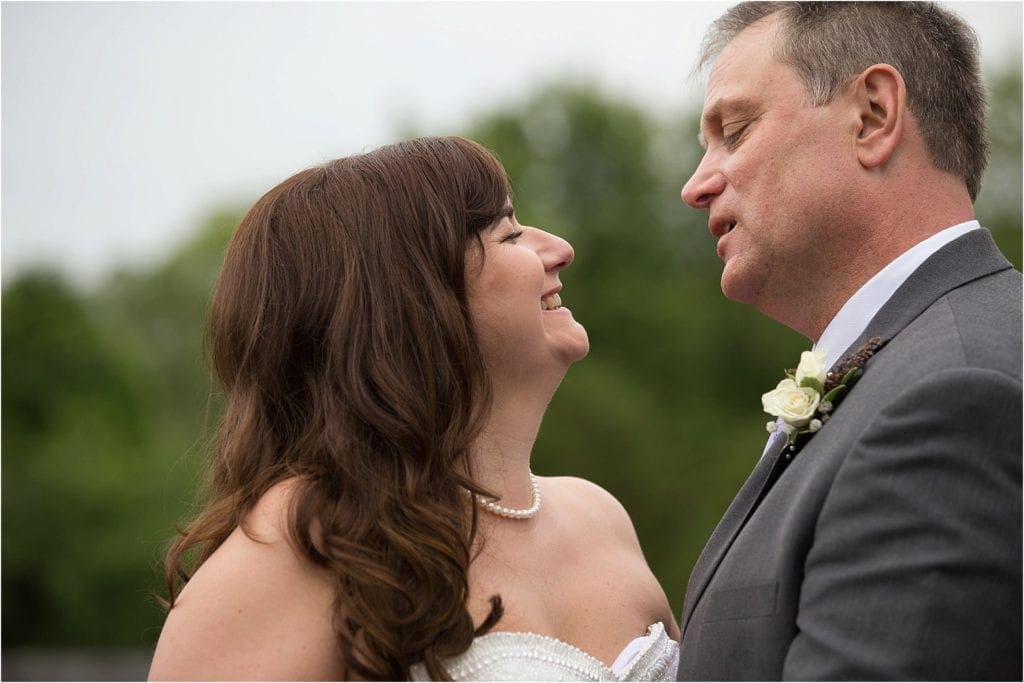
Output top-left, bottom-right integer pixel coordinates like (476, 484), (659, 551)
(3, 60), (1021, 659)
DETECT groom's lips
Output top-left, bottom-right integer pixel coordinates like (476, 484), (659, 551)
(709, 216), (737, 239)
(710, 218), (738, 260)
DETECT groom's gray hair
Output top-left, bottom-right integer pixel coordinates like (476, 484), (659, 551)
(698, 2), (988, 202)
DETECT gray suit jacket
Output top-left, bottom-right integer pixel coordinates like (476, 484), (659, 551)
(678, 229), (1023, 680)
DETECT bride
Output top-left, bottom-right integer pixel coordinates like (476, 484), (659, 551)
(148, 136), (679, 681)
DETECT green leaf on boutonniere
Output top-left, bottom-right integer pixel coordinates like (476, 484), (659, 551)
(823, 384), (847, 404)
(840, 367), (861, 386)
(799, 376), (823, 394)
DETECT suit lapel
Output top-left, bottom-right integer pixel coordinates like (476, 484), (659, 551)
(680, 229), (1013, 634)
(838, 229), (1013, 360)
(681, 433), (791, 631)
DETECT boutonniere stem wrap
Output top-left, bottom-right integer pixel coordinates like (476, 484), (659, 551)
(762, 337), (885, 452)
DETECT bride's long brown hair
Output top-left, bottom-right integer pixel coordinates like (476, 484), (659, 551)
(163, 136), (510, 679)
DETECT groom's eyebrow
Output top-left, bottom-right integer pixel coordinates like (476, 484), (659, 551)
(698, 107), (721, 151)
(699, 96), (759, 150)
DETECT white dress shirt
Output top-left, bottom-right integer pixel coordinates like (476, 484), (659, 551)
(762, 220), (982, 456)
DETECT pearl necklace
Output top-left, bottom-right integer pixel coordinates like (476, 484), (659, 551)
(469, 473), (542, 520)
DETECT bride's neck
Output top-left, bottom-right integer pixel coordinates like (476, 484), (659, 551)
(470, 386), (550, 507)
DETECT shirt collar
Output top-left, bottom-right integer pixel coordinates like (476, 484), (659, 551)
(814, 220), (981, 369)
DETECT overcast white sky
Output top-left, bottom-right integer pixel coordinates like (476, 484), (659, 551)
(3, 1), (1021, 286)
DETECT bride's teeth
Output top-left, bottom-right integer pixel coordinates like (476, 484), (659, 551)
(542, 293), (562, 310)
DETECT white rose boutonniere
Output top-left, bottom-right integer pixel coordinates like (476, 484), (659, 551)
(762, 337), (885, 451)
(762, 379), (820, 429)
(794, 349), (827, 390)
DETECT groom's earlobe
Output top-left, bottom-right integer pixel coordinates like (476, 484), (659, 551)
(853, 64), (905, 169)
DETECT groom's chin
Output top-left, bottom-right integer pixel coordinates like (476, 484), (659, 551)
(719, 267), (758, 308)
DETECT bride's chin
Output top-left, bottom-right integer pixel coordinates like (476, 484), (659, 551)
(557, 334), (590, 365)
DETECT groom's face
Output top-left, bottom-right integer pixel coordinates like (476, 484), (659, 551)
(681, 15), (859, 327)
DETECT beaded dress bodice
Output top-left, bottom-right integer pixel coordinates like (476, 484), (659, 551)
(408, 621), (678, 681)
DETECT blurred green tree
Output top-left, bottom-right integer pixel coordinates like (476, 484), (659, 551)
(977, 54), (1023, 269)
(2, 272), (150, 644)
(2, 211), (240, 646)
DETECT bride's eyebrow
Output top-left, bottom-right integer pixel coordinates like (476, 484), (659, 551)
(483, 204), (515, 234)
(488, 204), (514, 229)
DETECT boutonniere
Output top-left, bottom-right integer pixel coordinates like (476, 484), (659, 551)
(762, 337), (885, 452)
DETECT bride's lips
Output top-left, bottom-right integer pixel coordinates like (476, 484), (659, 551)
(542, 287), (568, 313)
(541, 292), (562, 310)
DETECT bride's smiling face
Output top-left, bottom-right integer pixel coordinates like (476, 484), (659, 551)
(465, 204), (589, 379)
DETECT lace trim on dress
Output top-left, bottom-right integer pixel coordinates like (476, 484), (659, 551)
(408, 621), (679, 681)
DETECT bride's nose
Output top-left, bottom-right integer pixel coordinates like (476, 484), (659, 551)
(537, 230), (574, 272)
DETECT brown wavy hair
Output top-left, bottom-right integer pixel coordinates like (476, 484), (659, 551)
(163, 136), (511, 679)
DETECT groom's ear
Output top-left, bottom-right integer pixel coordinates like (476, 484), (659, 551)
(852, 64), (905, 169)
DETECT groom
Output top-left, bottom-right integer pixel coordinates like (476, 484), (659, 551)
(677, 2), (1022, 680)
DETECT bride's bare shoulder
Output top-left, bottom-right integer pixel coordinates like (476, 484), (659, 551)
(539, 476), (642, 546)
(541, 475), (626, 509)
(148, 478), (343, 681)
(242, 477), (307, 542)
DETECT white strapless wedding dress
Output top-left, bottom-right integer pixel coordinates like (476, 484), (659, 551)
(409, 621), (679, 681)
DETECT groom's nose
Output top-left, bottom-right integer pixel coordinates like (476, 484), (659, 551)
(681, 153), (725, 209)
